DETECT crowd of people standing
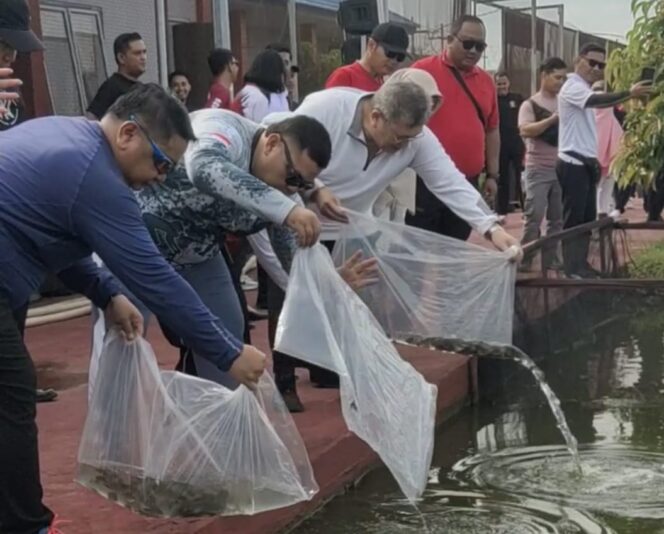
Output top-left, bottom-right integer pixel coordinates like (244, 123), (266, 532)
(0, 1), (652, 532)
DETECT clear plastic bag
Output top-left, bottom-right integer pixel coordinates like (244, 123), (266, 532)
(77, 330), (317, 517)
(332, 211), (517, 344)
(275, 245), (437, 501)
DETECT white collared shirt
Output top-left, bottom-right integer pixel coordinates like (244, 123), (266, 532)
(558, 73), (598, 164)
(265, 88), (496, 241)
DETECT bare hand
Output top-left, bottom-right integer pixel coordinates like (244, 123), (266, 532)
(484, 176), (498, 203)
(228, 344), (266, 390)
(337, 250), (380, 291)
(549, 112), (559, 123)
(489, 226), (524, 263)
(105, 295), (144, 341)
(285, 206), (321, 247)
(630, 80), (654, 99)
(0, 68), (21, 115)
(311, 186), (348, 223)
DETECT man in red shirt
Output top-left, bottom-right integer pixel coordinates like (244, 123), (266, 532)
(325, 22), (408, 91)
(408, 15), (500, 241)
(206, 48), (239, 109)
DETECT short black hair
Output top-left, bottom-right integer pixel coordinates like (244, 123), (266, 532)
(540, 57), (567, 74)
(494, 71), (508, 80)
(168, 70), (189, 86)
(113, 32), (143, 64)
(579, 43), (606, 57)
(266, 43), (292, 58)
(208, 48), (234, 76)
(107, 83), (196, 143)
(244, 49), (286, 94)
(266, 116), (331, 169)
(449, 15), (485, 38)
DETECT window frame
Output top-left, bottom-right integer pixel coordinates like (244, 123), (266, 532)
(40, 4), (108, 114)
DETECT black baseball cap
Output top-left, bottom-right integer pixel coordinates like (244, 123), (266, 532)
(370, 23), (409, 55)
(0, 0), (44, 52)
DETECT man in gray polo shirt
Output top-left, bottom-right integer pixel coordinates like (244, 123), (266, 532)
(557, 42), (651, 278)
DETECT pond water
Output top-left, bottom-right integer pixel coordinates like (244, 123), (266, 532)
(294, 292), (664, 533)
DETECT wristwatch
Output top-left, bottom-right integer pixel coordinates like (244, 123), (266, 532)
(486, 173), (499, 181)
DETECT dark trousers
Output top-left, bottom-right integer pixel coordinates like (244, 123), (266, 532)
(268, 278), (304, 392)
(0, 294), (54, 533)
(556, 159), (597, 274)
(645, 169), (664, 221)
(614, 183), (635, 214)
(497, 146), (524, 215)
(405, 176), (477, 241)
(271, 240), (337, 391)
(256, 264), (268, 309)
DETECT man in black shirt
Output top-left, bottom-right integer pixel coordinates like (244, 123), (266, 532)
(495, 72), (525, 219)
(86, 32), (146, 119)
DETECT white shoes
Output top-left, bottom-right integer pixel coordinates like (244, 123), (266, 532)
(609, 209), (622, 221)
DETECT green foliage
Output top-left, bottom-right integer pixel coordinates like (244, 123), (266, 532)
(607, 0), (664, 188)
(297, 42), (342, 99)
(630, 241), (664, 279)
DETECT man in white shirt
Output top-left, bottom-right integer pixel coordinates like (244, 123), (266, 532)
(268, 82), (521, 252)
(557, 42), (651, 278)
(262, 81), (522, 392)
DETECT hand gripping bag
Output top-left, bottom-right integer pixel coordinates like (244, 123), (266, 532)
(332, 211), (517, 344)
(275, 245), (437, 501)
(77, 330), (317, 517)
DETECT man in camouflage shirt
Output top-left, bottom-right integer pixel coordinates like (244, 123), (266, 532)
(137, 109), (375, 393)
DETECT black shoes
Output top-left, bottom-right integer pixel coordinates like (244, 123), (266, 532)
(280, 389), (304, 413)
(310, 367), (340, 389)
(36, 388), (58, 403)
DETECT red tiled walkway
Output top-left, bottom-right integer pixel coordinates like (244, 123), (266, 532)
(28, 312), (474, 533)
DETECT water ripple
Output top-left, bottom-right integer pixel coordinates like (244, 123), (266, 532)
(452, 444), (664, 520)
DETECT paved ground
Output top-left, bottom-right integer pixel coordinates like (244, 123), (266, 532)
(28, 298), (474, 533)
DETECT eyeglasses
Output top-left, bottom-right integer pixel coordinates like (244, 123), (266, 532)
(280, 136), (314, 191)
(385, 118), (423, 144)
(585, 57), (606, 70)
(129, 114), (175, 175)
(379, 45), (406, 63)
(453, 35), (487, 53)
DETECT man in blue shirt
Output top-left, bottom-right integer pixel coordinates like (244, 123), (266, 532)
(0, 83), (268, 534)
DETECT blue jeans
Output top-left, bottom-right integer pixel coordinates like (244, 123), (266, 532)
(99, 254), (243, 388)
(173, 254), (244, 388)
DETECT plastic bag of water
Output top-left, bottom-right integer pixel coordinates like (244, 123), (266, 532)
(77, 330), (318, 517)
(332, 210), (516, 344)
(276, 244), (437, 501)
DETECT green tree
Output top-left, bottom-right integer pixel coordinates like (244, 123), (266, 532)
(607, 0), (664, 188)
(297, 42), (342, 99)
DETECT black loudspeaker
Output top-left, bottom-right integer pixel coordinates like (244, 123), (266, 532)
(338, 0), (379, 36)
(341, 36), (361, 64)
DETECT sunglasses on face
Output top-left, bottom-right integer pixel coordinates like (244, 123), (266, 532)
(280, 136), (314, 191)
(129, 114), (175, 175)
(585, 57), (606, 70)
(379, 45), (406, 63)
(454, 35), (487, 53)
